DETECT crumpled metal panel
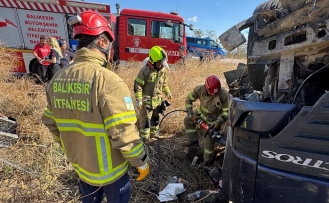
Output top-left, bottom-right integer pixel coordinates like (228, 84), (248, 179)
(278, 53), (294, 92)
(219, 26), (246, 52)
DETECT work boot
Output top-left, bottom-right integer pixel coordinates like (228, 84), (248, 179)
(150, 131), (159, 139)
(152, 132), (159, 138)
(183, 140), (199, 147)
(197, 152), (214, 169)
(140, 128), (150, 142)
(150, 126), (159, 138)
(142, 137), (150, 142)
(197, 161), (208, 170)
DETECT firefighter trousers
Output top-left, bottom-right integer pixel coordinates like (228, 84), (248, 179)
(139, 105), (160, 139)
(79, 172), (130, 203)
(184, 115), (215, 162)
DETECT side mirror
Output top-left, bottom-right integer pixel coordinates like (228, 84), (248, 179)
(179, 24), (184, 37)
(165, 20), (173, 27)
(219, 26), (246, 51)
(189, 24), (194, 30)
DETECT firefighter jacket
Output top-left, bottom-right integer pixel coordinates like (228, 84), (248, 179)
(185, 85), (229, 123)
(41, 48), (148, 186)
(134, 64), (171, 109)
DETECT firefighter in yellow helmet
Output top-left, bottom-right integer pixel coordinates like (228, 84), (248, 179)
(41, 11), (149, 203)
(184, 75), (229, 167)
(134, 46), (172, 141)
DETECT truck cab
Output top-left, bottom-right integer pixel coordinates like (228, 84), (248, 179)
(186, 36), (226, 58)
(218, 0), (329, 202)
(114, 8), (194, 65)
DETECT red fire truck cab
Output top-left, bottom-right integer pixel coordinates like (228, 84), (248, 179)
(111, 4), (193, 66)
(0, 0), (193, 75)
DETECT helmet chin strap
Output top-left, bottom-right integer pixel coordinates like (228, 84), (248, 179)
(152, 62), (164, 71)
(92, 41), (112, 61)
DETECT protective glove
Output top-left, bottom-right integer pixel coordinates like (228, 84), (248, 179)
(186, 109), (193, 116)
(136, 100), (143, 109)
(189, 114), (201, 123)
(136, 163), (150, 181)
(166, 94), (172, 100)
(211, 120), (223, 130)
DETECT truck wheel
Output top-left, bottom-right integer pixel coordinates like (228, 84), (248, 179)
(247, 0), (282, 91)
(248, 64), (266, 91)
(29, 58), (39, 75)
(29, 58), (43, 83)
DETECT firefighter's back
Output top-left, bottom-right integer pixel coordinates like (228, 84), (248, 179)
(46, 47), (131, 185)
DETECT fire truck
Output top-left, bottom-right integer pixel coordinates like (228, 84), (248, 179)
(0, 0), (194, 75)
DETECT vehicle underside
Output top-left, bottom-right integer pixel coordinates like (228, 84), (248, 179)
(220, 0), (329, 108)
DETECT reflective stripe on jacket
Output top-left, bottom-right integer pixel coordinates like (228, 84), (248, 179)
(134, 64), (171, 109)
(185, 85), (229, 122)
(42, 48), (148, 186)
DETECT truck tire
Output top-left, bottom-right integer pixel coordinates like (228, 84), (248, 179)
(248, 64), (266, 91)
(29, 58), (39, 75)
(29, 58), (44, 84)
(247, 0), (281, 91)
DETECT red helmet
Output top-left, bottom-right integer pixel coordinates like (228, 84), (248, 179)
(205, 75), (221, 95)
(70, 11), (115, 41)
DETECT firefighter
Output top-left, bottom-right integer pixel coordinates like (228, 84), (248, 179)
(134, 46), (172, 141)
(184, 75), (229, 167)
(41, 11), (149, 203)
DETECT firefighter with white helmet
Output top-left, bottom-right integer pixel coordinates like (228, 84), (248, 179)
(184, 75), (230, 167)
(134, 46), (172, 141)
(141, 56), (170, 70)
(41, 10), (149, 203)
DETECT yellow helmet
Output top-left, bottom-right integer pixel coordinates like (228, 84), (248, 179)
(149, 46), (168, 64)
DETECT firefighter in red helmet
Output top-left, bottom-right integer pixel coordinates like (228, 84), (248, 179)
(183, 75), (230, 167)
(41, 11), (149, 203)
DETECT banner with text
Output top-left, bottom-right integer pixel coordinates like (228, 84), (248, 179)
(17, 9), (66, 49)
(0, 8), (22, 48)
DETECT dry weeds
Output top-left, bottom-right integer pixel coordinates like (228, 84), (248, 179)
(0, 47), (240, 203)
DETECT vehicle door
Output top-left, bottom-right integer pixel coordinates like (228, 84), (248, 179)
(149, 20), (182, 64)
(194, 38), (208, 57)
(209, 39), (226, 57)
(209, 40), (218, 57)
(118, 16), (149, 62)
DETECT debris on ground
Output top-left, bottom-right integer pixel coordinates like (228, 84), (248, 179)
(0, 113), (18, 148)
(157, 182), (186, 202)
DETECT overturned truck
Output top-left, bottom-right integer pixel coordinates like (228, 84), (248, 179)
(218, 0), (329, 202)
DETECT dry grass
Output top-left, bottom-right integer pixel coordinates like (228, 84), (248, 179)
(0, 47), (240, 203)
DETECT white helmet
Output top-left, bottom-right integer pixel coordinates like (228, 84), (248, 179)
(141, 57), (170, 70)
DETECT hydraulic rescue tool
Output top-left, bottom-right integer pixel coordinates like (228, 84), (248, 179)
(196, 119), (226, 146)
